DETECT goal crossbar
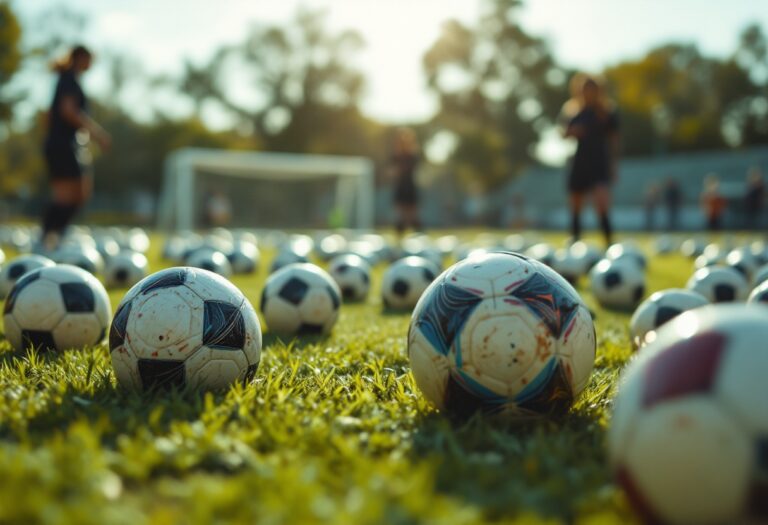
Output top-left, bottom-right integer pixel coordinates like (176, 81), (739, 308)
(157, 148), (375, 230)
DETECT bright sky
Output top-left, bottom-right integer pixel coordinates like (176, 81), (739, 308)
(12, 0), (768, 162)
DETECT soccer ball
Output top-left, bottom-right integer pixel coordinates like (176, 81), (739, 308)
(680, 237), (705, 258)
(269, 249), (310, 274)
(752, 264), (768, 287)
(569, 241), (603, 272)
(185, 249), (233, 277)
(589, 258), (646, 310)
(686, 266), (748, 303)
(524, 243), (555, 266)
(3, 264), (111, 352)
(0, 254), (55, 299)
(407, 251), (595, 419)
(748, 280), (768, 305)
(260, 263), (341, 335)
(629, 289), (709, 348)
(109, 267), (261, 392)
(226, 241), (259, 274)
(104, 251), (149, 289)
(53, 245), (105, 274)
(606, 242), (647, 269)
(328, 253), (371, 302)
(609, 305), (768, 525)
(381, 256), (439, 311)
(725, 248), (759, 282)
(551, 249), (583, 284)
(654, 235), (676, 255)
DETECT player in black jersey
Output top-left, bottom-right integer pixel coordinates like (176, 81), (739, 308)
(40, 45), (111, 251)
(389, 128), (421, 236)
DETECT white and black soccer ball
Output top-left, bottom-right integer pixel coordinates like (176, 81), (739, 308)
(747, 280), (768, 305)
(185, 249), (233, 278)
(569, 241), (603, 272)
(609, 305), (768, 525)
(725, 248), (759, 283)
(260, 263), (341, 336)
(524, 243), (555, 267)
(104, 251), (149, 289)
(328, 253), (371, 302)
(53, 245), (105, 275)
(227, 242), (259, 274)
(551, 249), (583, 284)
(269, 249), (310, 274)
(589, 258), (646, 310)
(0, 254), (55, 299)
(686, 266), (749, 303)
(3, 264), (111, 352)
(680, 237), (705, 258)
(629, 289), (709, 348)
(606, 242), (647, 270)
(654, 235), (676, 255)
(381, 256), (439, 311)
(109, 267), (262, 392)
(408, 251), (595, 419)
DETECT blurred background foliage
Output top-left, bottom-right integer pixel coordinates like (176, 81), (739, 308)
(0, 0), (766, 200)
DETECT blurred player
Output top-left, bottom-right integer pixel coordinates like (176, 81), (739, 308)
(562, 74), (620, 246)
(39, 45), (111, 252)
(701, 174), (727, 231)
(744, 167), (764, 229)
(389, 128), (421, 235)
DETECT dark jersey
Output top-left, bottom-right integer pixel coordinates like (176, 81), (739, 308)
(567, 107), (619, 191)
(391, 152), (420, 205)
(46, 71), (86, 147)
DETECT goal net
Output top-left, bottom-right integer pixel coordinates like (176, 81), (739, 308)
(157, 148), (375, 231)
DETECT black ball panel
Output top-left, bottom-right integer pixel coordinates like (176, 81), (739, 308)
(109, 301), (132, 350)
(138, 359), (186, 391)
(604, 271), (621, 288)
(8, 263), (27, 280)
(60, 282), (95, 312)
(423, 268), (436, 282)
(4, 270), (41, 315)
(21, 330), (56, 351)
(714, 284), (736, 303)
(393, 279), (410, 297)
(139, 268), (188, 295)
(278, 277), (309, 306)
(297, 323), (324, 335)
(327, 285), (340, 310)
(203, 300), (245, 350)
(654, 305), (681, 327)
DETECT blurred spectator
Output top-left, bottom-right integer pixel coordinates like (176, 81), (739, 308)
(744, 166), (764, 229)
(644, 183), (659, 231)
(388, 127), (422, 236)
(663, 177), (682, 230)
(204, 189), (232, 227)
(701, 174), (727, 232)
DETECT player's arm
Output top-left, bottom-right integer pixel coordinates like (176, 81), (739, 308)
(59, 95), (111, 150)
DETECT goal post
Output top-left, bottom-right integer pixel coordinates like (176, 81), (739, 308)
(157, 148), (376, 231)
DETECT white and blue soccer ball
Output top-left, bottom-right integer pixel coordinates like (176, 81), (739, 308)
(260, 263), (341, 336)
(3, 264), (111, 352)
(104, 251), (149, 289)
(609, 305), (768, 525)
(328, 253), (371, 302)
(686, 266), (749, 303)
(0, 254), (55, 299)
(407, 251), (595, 419)
(381, 256), (439, 311)
(629, 289), (709, 348)
(589, 258), (646, 310)
(109, 267), (261, 392)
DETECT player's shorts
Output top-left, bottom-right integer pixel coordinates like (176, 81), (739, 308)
(394, 182), (419, 205)
(44, 140), (90, 180)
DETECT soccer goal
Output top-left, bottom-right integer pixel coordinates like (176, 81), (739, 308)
(157, 148), (375, 231)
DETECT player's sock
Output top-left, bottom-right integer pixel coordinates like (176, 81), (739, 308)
(58, 204), (80, 236)
(571, 212), (581, 241)
(42, 203), (68, 236)
(600, 213), (613, 246)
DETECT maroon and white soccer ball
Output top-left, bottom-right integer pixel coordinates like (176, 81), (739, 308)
(609, 305), (768, 525)
(408, 251), (596, 419)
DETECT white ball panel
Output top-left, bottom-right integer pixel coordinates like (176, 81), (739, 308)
(2, 314), (22, 351)
(127, 287), (203, 358)
(409, 327), (451, 409)
(111, 344), (142, 390)
(185, 346), (248, 390)
(297, 288), (338, 326)
(263, 295), (302, 335)
(52, 313), (105, 350)
(10, 279), (65, 330)
(622, 398), (751, 525)
(184, 268), (242, 304)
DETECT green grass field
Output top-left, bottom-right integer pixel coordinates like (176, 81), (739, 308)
(0, 233), (698, 524)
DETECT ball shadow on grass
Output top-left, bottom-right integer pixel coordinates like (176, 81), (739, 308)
(408, 404), (613, 521)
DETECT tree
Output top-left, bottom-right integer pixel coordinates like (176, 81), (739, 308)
(176, 8), (384, 157)
(0, 2), (22, 122)
(422, 0), (569, 191)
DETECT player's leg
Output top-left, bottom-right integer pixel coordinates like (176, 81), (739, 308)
(41, 178), (80, 250)
(569, 192), (585, 242)
(593, 184), (613, 246)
